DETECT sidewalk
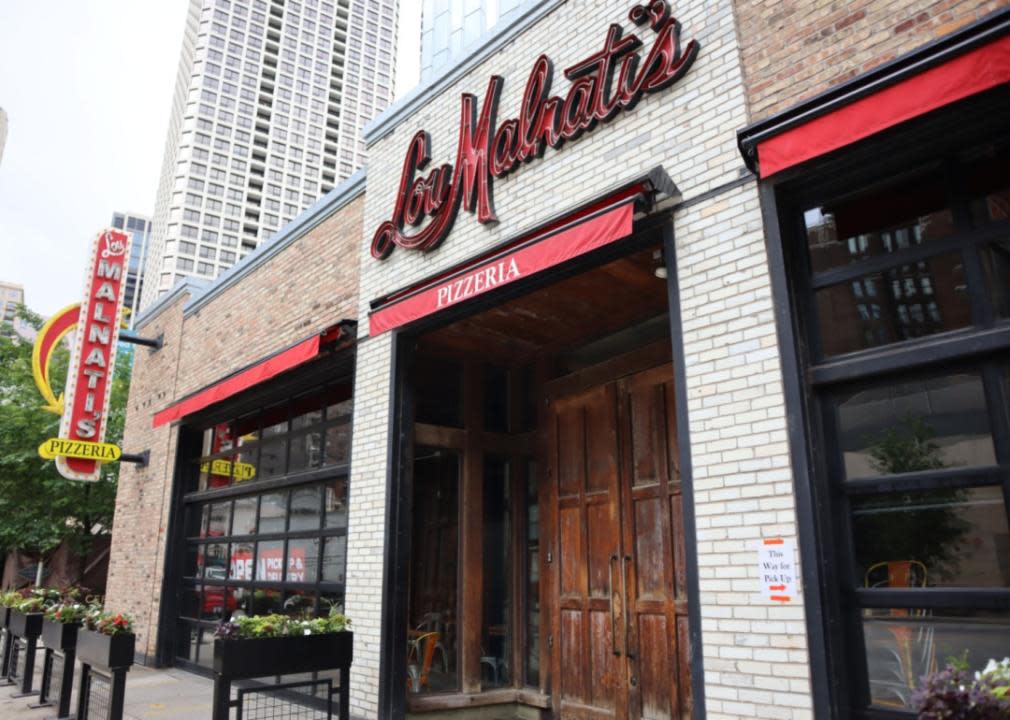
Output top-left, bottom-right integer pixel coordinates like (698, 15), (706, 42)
(0, 661), (214, 719)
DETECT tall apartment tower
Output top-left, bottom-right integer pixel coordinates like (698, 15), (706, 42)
(0, 107), (8, 165)
(0, 281), (35, 341)
(111, 212), (153, 328)
(141, 0), (398, 310)
(419, 0), (523, 83)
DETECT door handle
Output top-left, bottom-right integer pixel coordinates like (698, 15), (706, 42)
(623, 554), (635, 659)
(609, 554), (621, 657)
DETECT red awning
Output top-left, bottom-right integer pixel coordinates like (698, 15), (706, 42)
(368, 189), (639, 335)
(757, 33), (1010, 177)
(152, 326), (347, 428)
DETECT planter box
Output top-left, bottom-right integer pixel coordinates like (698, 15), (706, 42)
(213, 631), (353, 679)
(41, 619), (79, 652)
(2, 607), (9, 629)
(9, 611), (43, 639)
(77, 629), (135, 670)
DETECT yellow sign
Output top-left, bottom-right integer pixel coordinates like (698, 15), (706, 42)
(199, 459), (257, 481)
(39, 438), (122, 462)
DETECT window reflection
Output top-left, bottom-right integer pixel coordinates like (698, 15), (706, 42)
(853, 486), (1010, 588)
(836, 373), (996, 480)
(863, 610), (1010, 710)
(816, 253), (970, 357)
(804, 171), (954, 275)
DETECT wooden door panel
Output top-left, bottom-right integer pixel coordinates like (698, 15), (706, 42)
(551, 382), (625, 720)
(587, 502), (618, 600)
(589, 610), (619, 710)
(560, 609), (588, 703)
(559, 506), (585, 600)
(586, 389), (618, 493)
(551, 364), (689, 720)
(619, 364), (689, 720)
(676, 615), (693, 719)
(632, 495), (671, 602)
(636, 614), (673, 720)
(557, 403), (585, 498)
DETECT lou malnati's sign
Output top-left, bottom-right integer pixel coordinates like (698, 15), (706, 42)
(37, 229), (132, 481)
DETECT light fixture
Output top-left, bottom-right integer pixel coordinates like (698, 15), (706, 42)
(652, 248), (668, 279)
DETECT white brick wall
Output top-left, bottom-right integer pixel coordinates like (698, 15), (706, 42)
(344, 1), (815, 717)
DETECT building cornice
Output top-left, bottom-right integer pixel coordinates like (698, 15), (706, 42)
(134, 278), (208, 330)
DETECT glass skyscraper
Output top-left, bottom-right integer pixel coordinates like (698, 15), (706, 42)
(111, 212), (153, 329)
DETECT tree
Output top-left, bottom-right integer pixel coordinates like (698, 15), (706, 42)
(0, 305), (131, 584)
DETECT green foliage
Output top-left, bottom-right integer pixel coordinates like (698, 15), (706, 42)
(217, 609), (351, 640)
(0, 305), (131, 568)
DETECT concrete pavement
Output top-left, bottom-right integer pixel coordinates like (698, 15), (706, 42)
(0, 659), (214, 719)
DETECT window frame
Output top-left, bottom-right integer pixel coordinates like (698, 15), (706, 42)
(772, 138), (1010, 718)
(161, 356), (354, 672)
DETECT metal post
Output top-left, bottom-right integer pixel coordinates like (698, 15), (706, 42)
(27, 647), (53, 708)
(0, 627), (13, 683)
(339, 665), (350, 720)
(56, 648), (76, 719)
(12, 637), (39, 696)
(76, 662), (91, 720)
(212, 676), (232, 720)
(109, 668), (128, 720)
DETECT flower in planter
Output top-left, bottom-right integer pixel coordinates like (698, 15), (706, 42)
(215, 609), (351, 640)
(913, 657), (1010, 718)
(83, 609), (135, 636)
(44, 602), (90, 625)
(0, 591), (22, 608)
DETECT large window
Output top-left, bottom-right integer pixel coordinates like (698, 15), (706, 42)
(173, 381), (351, 670)
(788, 141), (1010, 715)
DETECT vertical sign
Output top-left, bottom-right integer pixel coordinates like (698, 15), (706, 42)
(758, 538), (797, 603)
(55, 229), (132, 481)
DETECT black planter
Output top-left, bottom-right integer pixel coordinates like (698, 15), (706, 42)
(213, 631), (353, 679)
(2, 606), (9, 629)
(41, 619), (79, 652)
(10, 611), (44, 639)
(76, 629), (135, 670)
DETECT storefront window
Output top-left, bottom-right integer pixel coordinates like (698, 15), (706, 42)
(524, 460), (540, 688)
(174, 380), (352, 669)
(408, 448), (460, 694)
(862, 610), (1010, 711)
(788, 145), (1010, 717)
(835, 372), (996, 480)
(482, 456), (511, 689)
(804, 170), (954, 275)
(815, 253), (971, 357)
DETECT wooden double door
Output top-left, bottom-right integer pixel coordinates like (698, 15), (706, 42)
(547, 364), (691, 719)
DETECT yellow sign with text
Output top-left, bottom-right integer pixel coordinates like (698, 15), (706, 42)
(39, 438), (122, 463)
(199, 459), (257, 482)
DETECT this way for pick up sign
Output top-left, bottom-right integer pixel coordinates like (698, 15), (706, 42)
(759, 538), (796, 603)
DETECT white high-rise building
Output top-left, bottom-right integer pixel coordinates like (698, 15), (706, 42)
(0, 107), (8, 165)
(141, 0), (398, 309)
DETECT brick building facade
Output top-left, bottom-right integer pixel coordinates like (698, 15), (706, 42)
(105, 2), (1010, 719)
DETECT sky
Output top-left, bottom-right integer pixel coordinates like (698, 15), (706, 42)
(0, 0), (422, 317)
